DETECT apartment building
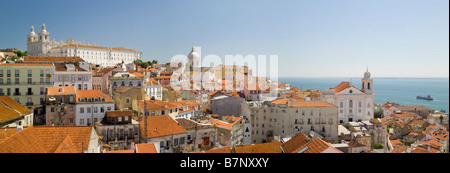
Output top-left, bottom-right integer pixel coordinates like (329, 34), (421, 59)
(140, 115), (189, 153)
(54, 63), (92, 90)
(96, 110), (140, 151)
(45, 86), (77, 125)
(75, 90), (115, 125)
(250, 98), (339, 144)
(0, 63), (54, 118)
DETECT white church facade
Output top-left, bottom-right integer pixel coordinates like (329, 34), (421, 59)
(322, 69), (374, 123)
(27, 24), (142, 67)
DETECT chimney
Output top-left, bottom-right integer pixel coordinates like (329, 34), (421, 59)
(16, 121), (23, 133)
(144, 116), (148, 142)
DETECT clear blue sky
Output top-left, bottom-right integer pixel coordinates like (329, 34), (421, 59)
(0, 0), (448, 78)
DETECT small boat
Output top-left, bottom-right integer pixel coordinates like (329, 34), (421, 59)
(417, 94), (433, 101)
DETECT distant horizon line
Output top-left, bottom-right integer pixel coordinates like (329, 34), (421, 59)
(276, 76), (450, 79)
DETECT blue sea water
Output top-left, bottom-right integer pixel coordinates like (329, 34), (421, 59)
(277, 77), (449, 113)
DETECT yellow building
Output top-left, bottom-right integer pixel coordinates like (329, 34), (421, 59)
(0, 63), (54, 116)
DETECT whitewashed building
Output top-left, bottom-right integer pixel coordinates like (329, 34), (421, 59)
(27, 24), (142, 67)
(75, 90), (115, 125)
(322, 69), (375, 123)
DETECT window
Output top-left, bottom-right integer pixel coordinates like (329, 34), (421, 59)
(15, 70), (19, 77)
(28, 78), (32, 84)
(80, 118), (84, 125)
(87, 107), (91, 113)
(340, 102), (343, 108)
(174, 138), (179, 146)
(28, 70), (32, 77)
(80, 107), (84, 113)
(349, 100), (353, 108)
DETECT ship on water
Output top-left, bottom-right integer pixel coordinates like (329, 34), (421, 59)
(416, 94), (433, 101)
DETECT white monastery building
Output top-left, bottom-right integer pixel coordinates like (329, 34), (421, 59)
(27, 24), (142, 67)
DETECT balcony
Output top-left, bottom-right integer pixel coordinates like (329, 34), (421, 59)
(26, 102), (33, 106)
(0, 82), (54, 86)
(13, 92), (21, 96)
(26, 92), (33, 95)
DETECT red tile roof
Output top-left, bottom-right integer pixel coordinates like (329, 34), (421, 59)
(47, 86), (76, 95)
(140, 116), (188, 138)
(76, 90), (113, 102)
(135, 143), (158, 153)
(234, 141), (282, 153)
(0, 126), (94, 153)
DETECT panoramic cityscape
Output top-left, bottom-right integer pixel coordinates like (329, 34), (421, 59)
(0, 0), (448, 162)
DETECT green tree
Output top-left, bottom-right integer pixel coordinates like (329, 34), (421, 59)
(13, 50), (26, 57)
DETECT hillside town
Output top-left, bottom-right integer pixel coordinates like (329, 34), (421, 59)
(0, 24), (448, 154)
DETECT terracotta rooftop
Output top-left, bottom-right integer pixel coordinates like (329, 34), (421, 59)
(0, 126), (93, 153)
(140, 99), (179, 110)
(76, 90), (113, 102)
(397, 106), (435, 111)
(52, 44), (141, 53)
(234, 141), (282, 153)
(140, 115), (188, 138)
(46, 86), (76, 95)
(330, 82), (351, 93)
(272, 99), (337, 108)
(193, 147), (232, 153)
(105, 110), (132, 118)
(281, 132), (309, 153)
(0, 96), (32, 125)
(0, 63), (53, 67)
(23, 56), (85, 62)
(135, 143), (158, 153)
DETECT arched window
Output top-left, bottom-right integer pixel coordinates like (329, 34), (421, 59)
(349, 100), (353, 108)
(368, 82), (371, 90)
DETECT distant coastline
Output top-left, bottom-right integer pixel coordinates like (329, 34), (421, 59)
(277, 77), (449, 113)
(277, 77), (449, 80)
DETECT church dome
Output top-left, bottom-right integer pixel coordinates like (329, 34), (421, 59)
(188, 46), (200, 61)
